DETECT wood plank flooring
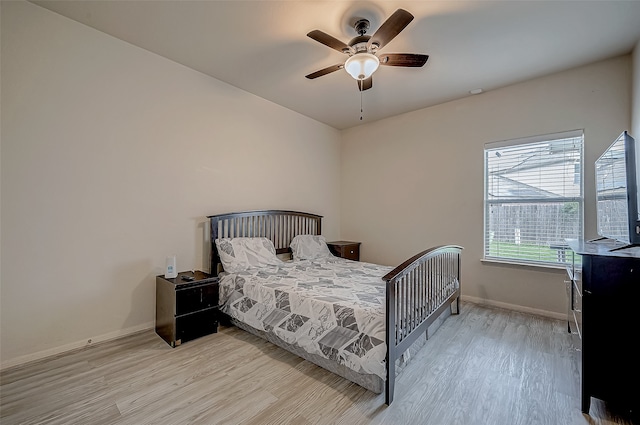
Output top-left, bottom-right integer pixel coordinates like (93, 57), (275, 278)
(1, 302), (636, 425)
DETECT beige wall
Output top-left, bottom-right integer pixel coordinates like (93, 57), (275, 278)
(0, 1), (341, 367)
(341, 56), (632, 317)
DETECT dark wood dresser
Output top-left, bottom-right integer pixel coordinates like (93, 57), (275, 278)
(327, 241), (361, 261)
(155, 270), (219, 347)
(565, 239), (639, 416)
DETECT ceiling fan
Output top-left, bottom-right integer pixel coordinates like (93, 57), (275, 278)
(305, 9), (428, 92)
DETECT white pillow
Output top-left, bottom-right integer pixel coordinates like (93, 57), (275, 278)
(290, 234), (334, 261)
(215, 237), (283, 273)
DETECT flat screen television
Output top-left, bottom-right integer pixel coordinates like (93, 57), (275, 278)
(595, 131), (640, 250)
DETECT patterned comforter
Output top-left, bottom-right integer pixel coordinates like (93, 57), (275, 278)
(218, 257), (394, 379)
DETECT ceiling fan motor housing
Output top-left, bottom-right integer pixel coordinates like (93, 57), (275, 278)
(350, 19), (374, 53)
(349, 35), (371, 53)
(354, 19), (370, 35)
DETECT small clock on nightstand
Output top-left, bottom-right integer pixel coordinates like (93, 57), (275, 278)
(327, 241), (361, 261)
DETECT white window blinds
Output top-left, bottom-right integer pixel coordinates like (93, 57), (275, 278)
(484, 130), (584, 266)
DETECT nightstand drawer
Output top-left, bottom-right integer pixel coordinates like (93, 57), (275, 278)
(340, 245), (360, 261)
(176, 283), (218, 316)
(175, 307), (218, 345)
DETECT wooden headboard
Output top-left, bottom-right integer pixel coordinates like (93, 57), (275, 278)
(208, 210), (323, 275)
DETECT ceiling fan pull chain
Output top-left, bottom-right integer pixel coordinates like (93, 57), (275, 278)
(360, 86), (363, 120)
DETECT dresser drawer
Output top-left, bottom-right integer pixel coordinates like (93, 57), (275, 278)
(570, 310), (582, 350)
(573, 270), (582, 293)
(572, 277), (582, 340)
(568, 271), (582, 352)
(572, 281), (582, 312)
(572, 309), (582, 338)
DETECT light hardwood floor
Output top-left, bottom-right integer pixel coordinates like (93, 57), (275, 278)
(1, 302), (636, 425)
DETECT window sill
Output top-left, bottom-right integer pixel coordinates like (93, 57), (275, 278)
(481, 258), (567, 271)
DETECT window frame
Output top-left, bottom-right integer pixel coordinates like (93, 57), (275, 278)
(483, 130), (584, 267)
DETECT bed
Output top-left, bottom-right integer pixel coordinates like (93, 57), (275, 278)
(208, 210), (462, 405)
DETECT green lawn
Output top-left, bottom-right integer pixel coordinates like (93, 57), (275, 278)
(487, 240), (574, 264)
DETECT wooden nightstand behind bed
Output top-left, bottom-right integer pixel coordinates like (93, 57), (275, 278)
(327, 241), (361, 261)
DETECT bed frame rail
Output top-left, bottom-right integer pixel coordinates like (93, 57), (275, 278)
(383, 245), (462, 405)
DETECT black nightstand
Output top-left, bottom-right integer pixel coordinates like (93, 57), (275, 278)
(327, 241), (361, 261)
(155, 270), (219, 347)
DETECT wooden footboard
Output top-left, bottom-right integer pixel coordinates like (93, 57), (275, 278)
(383, 245), (462, 405)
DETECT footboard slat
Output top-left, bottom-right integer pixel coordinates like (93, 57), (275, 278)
(383, 245), (462, 405)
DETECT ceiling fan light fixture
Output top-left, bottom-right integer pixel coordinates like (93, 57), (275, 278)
(344, 53), (380, 80)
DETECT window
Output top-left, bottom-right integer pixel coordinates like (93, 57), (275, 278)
(484, 130), (584, 266)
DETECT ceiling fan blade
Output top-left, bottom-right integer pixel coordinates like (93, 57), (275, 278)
(379, 53), (429, 67)
(367, 9), (414, 51)
(357, 77), (373, 91)
(307, 30), (352, 54)
(305, 64), (344, 79)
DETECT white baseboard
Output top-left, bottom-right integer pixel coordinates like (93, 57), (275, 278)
(1, 321), (155, 372)
(460, 295), (568, 321)
(1, 298), (566, 371)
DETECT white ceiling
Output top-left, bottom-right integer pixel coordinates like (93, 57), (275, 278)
(31, 1), (640, 130)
